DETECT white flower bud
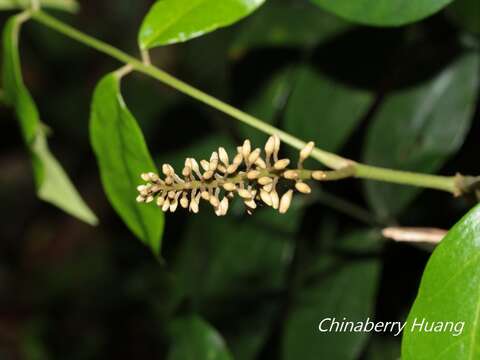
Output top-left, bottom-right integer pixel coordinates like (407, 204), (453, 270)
(223, 182), (236, 191)
(226, 163), (239, 174)
(274, 159), (290, 170)
(233, 153), (243, 166)
(209, 151), (219, 171)
(260, 189), (272, 206)
(182, 165), (192, 177)
(263, 183), (273, 192)
(218, 147), (229, 165)
(247, 170), (260, 180)
(180, 194), (189, 208)
(242, 139), (251, 160)
(283, 170), (299, 180)
(312, 171), (327, 180)
(203, 170), (214, 180)
(170, 199), (178, 212)
(271, 190), (279, 209)
(220, 197), (229, 214)
(201, 191), (210, 201)
(189, 158), (202, 178)
(162, 164), (174, 176)
(238, 188), (252, 199)
(300, 141), (314, 162)
(209, 196), (220, 208)
(255, 157), (267, 169)
(149, 172), (160, 182)
(247, 148), (261, 166)
(162, 198), (170, 212)
(258, 176), (273, 185)
(265, 136), (275, 157)
(279, 190), (293, 214)
(273, 134), (281, 161)
(215, 198), (228, 216)
(173, 174), (185, 184)
(244, 199), (257, 209)
(295, 182), (312, 194)
(200, 160), (210, 171)
(156, 196), (165, 207)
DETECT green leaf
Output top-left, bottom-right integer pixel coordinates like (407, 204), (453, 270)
(447, 0), (480, 34)
(90, 73), (164, 254)
(168, 315), (233, 360)
(139, 0), (266, 50)
(363, 53), (479, 220)
(310, 0), (454, 26)
(402, 203), (480, 359)
(230, 2), (350, 58)
(284, 65), (373, 153)
(0, 0), (79, 12)
(282, 230), (381, 360)
(2, 15), (97, 225)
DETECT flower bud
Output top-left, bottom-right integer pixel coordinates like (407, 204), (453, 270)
(295, 182), (312, 194)
(312, 171), (327, 180)
(274, 159), (290, 170)
(279, 190), (293, 214)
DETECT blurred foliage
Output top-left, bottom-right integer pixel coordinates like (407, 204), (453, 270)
(364, 53), (479, 220)
(0, 0), (479, 359)
(309, 0), (454, 26)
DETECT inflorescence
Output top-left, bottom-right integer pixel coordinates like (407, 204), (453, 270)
(136, 135), (334, 216)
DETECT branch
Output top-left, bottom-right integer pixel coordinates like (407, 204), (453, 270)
(28, 10), (476, 197)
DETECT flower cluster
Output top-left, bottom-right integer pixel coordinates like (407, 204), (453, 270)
(136, 135), (328, 216)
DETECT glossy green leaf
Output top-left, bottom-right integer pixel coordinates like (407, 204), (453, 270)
(310, 0), (454, 26)
(139, 0), (266, 49)
(447, 0), (480, 34)
(2, 15), (97, 225)
(0, 0), (79, 12)
(90, 73), (163, 254)
(364, 53), (479, 220)
(168, 315), (233, 360)
(284, 65), (373, 153)
(282, 230), (381, 360)
(402, 203), (480, 359)
(230, 2), (350, 57)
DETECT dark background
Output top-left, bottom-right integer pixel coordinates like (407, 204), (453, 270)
(0, 0), (479, 359)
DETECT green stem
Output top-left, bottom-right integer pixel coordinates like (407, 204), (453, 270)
(356, 164), (456, 193)
(30, 10), (460, 195)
